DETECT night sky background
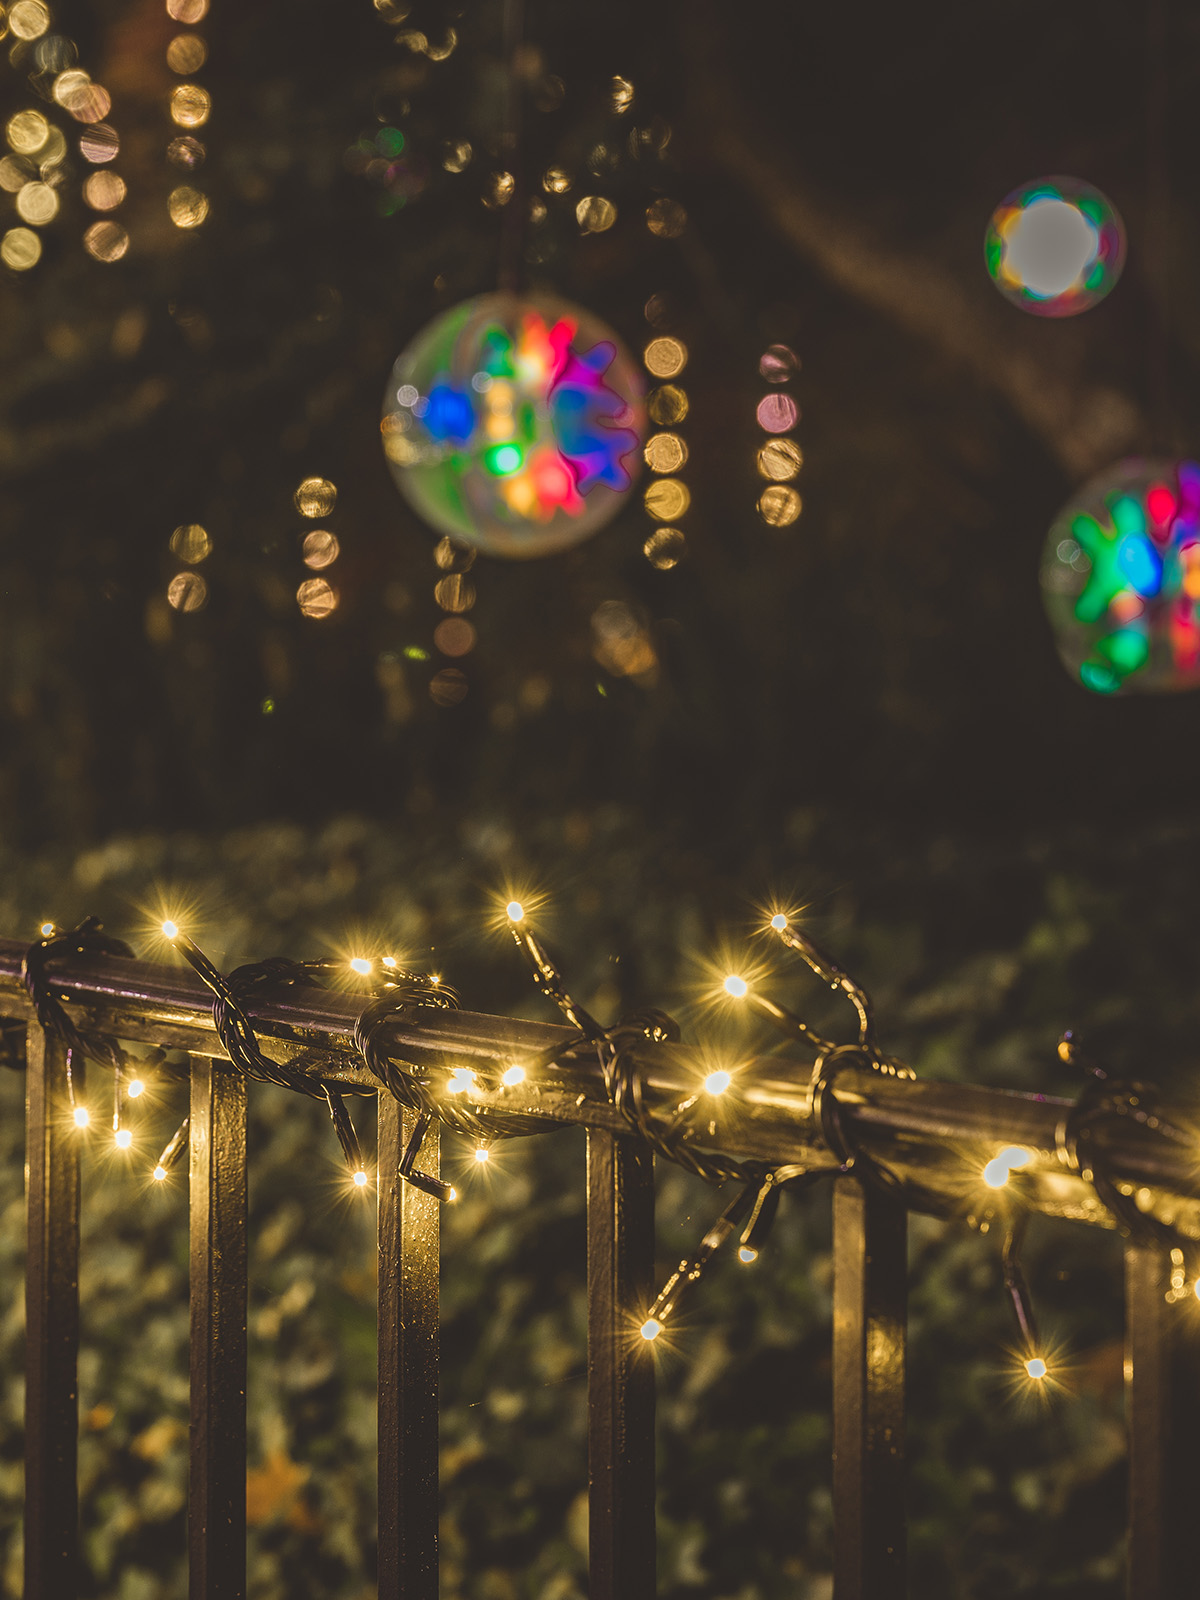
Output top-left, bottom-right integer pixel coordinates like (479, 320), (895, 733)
(0, 1), (1198, 1596)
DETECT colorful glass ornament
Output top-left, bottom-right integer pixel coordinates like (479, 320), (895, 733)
(381, 292), (645, 557)
(1041, 458), (1200, 695)
(985, 177), (1125, 317)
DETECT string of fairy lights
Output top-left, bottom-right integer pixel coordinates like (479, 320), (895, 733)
(20, 898), (1197, 1393)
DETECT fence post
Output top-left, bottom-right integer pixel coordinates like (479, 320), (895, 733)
(24, 1028), (80, 1600)
(1125, 1240), (1200, 1599)
(377, 1097), (440, 1600)
(832, 1175), (906, 1600)
(189, 1056), (247, 1600)
(586, 1129), (656, 1600)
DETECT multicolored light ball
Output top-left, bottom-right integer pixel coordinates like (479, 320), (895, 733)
(985, 177), (1125, 317)
(381, 293), (645, 558)
(1041, 458), (1200, 695)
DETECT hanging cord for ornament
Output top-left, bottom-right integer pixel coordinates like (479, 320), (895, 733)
(1001, 1212), (1051, 1380)
(1055, 1030), (1195, 1265)
(497, 0), (526, 294)
(22, 917), (165, 1136)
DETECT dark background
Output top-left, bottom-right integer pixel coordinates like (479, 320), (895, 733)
(0, 1), (1197, 1596)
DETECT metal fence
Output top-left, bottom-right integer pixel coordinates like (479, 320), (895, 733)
(4, 927), (1199, 1600)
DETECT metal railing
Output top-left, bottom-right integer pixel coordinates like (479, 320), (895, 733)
(3, 929), (1199, 1599)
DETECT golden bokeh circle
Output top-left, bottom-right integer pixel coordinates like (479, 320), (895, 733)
(294, 476), (337, 518)
(0, 227), (41, 270)
(6, 111), (48, 155)
(643, 337), (687, 379)
(297, 578), (338, 619)
(644, 432), (687, 474)
(83, 170), (125, 211)
(757, 485), (802, 526)
(644, 527), (685, 569)
(166, 33), (207, 73)
(83, 220), (129, 262)
(170, 84), (211, 129)
(644, 479), (690, 520)
(169, 184), (208, 228)
(302, 530), (339, 570)
(170, 524), (211, 563)
(576, 195), (616, 234)
(757, 438), (803, 482)
(167, 571), (208, 612)
(15, 181), (57, 224)
(647, 385), (688, 425)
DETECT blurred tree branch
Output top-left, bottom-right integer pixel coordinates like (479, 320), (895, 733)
(685, 6), (1146, 479)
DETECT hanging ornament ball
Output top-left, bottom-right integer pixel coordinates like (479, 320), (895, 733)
(381, 292), (645, 558)
(1041, 457), (1200, 695)
(985, 176), (1125, 317)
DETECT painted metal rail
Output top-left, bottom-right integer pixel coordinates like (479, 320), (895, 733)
(2, 935), (1197, 1598)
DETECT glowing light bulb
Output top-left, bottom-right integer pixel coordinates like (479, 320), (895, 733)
(161, 920), (178, 940)
(349, 957), (372, 976)
(1025, 1357), (1048, 1381)
(381, 955), (397, 969)
(474, 1146), (490, 1164)
(448, 1187), (458, 1202)
(723, 975), (748, 999)
(40, 922), (54, 937)
(127, 1078), (145, 1099)
(430, 974), (441, 987)
(982, 1145), (1034, 1189)
(770, 914), (787, 932)
(506, 900), (525, 922)
(982, 1158), (1012, 1189)
(501, 1065), (526, 1087)
(115, 1128), (132, 1149)
(447, 1067), (476, 1095)
(738, 1247), (758, 1264)
(353, 1169), (369, 1188)
(73, 1106), (90, 1128)
(153, 1164), (167, 1182)
(640, 1318), (662, 1341)
(703, 1069), (732, 1096)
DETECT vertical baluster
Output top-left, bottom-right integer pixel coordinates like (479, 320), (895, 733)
(189, 1056), (247, 1600)
(832, 1176), (906, 1600)
(1125, 1241), (1200, 1599)
(377, 1097), (440, 1600)
(24, 1028), (79, 1600)
(586, 1129), (655, 1600)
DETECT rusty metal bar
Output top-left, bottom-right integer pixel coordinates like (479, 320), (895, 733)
(832, 1176), (906, 1600)
(0, 938), (1196, 1226)
(24, 1027), (80, 1600)
(189, 1056), (247, 1600)
(377, 1097), (440, 1600)
(1125, 1241), (1200, 1599)
(587, 1129), (656, 1600)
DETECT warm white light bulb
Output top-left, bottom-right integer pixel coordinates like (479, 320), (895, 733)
(982, 1158), (1011, 1189)
(506, 900), (525, 922)
(153, 1164), (167, 1182)
(640, 1318), (662, 1342)
(1025, 1357), (1048, 1381)
(448, 1187), (458, 1202)
(474, 1146), (490, 1164)
(353, 1169), (368, 1188)
(447, 1068), (475, 1095)
(704, 1069), (732, 1096)
(349, 957), (372, 976)
(723, 975), (748, 999)
(115, 1128), (132, 1150)
(983, 1145), (1033, 1189)
(381, 955), (397, 969)
(161, 920), (178, 940)
(127, 1078), (145, 1099)
(738, 1247), (758, 1264)
(501, 1065), (526, 1087)
(73, 1105), (90, 1128)
(770, 914), (787, 932)
(40, 921), (54, 937)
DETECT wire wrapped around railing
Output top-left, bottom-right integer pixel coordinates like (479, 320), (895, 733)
(9, 901), (1200, 1388)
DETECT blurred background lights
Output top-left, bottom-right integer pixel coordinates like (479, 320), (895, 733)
(757, 394), (798, 433)
(758, 439), (802, 482)
(382, 292), (644, 557)
(609, 76), (634, 114)
(170, 523), (211, 563)
(296, 578), (338, 619)
(167, 571), (207, 612)
(301, 530), (339, 570)
(985, 177), (1125, 316)
(647, 384), (687, 424)
(643, 479), (689, 520)
(166, 34), (207, 73)
(644, 432), (687, 473)
(16, 182), (57, 224)
(1041, 458), (1200, 693)
(759, 343), (799, 382)
(644, 527), (685, 569)
(433, 617), (475, 656)
(80, 123), (119, 162)
(645, 197), (686, 238)
(167, 136), (204, 170)
(9, 2), (50, 40)
(83, 219), (129, 261)
(295, 476), (337, 517)
(169, 185), (208, 227)
(7, 110), (48, 154)
(166, 0), (209, 19)
(543, 166), (571, 193)
(83, 171), (125, 211)
(1, 227), (41, 269)
(758, 485), (802, 527)
(429, 668), (467, 706)
(170, 84), (211, 128)
(643, 337), (686, 378)
(575, 195), (616, 234)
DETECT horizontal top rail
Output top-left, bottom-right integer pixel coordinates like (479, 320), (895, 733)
(0, 936), (1195, 1232)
